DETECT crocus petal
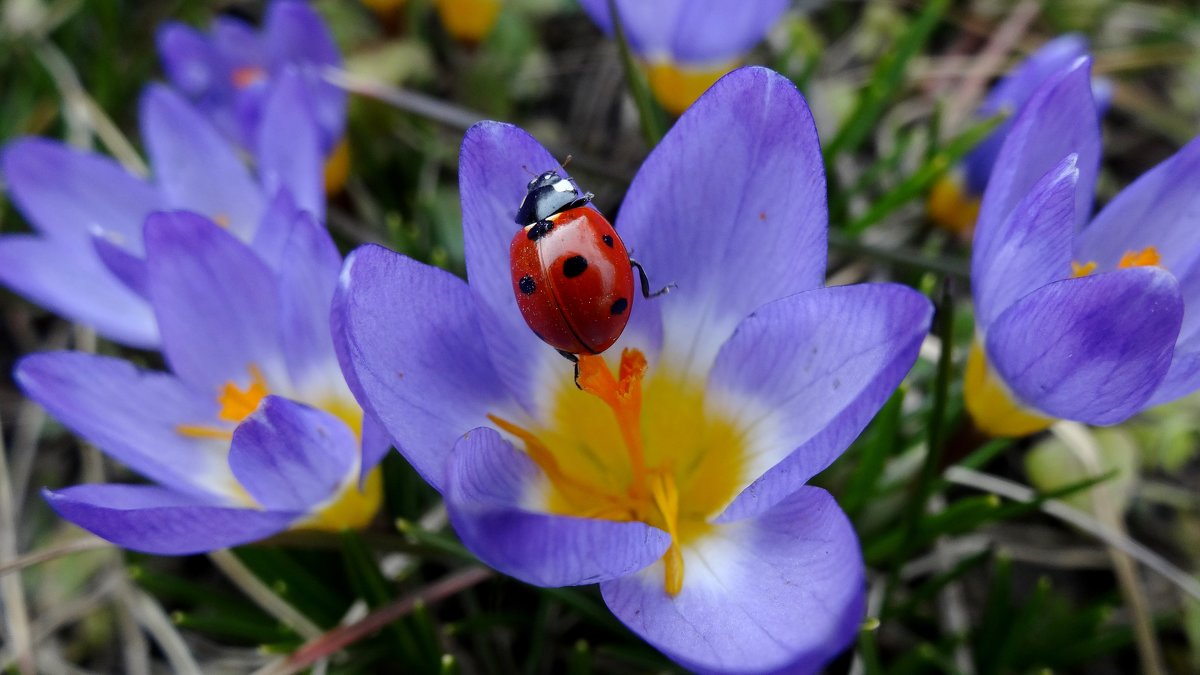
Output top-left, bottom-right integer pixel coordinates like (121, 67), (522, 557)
(1077, 137), (1200, 336)
(0, 235), (158, 348)
(15, 352), (231, 500)
(579, 0), (786, 64)
(92, 230), (149, 299)
(459, 122), (662, 414)
(602, 487), (864, 675)
(212, 15), (265, 67)
(331, 273), (393, 482)
(339, 245), (509, 491)
(44, 484), (297, 555)
(256, 70), (323, 221)
(157, 22), (222, 97)
(987, 268), (1182, 424)
(251, 187), (301, 269)
(263, 0), (345, 148)
(446, 428), (671, 586)
(144, 211), (284, 392)
(229, 396), (356, 511)
(616, 67), (828, 379)
(140, 84), (264, 239)
(2, 137), (166, 244)
(964, 34), (1091, 195)
(975, 57), (1099, 239)
(709, 284), (932, 522)
(972, 154), (1078, 330)
(276, 210), (342, 394)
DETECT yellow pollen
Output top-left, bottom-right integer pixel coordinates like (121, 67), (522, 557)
(964, 340), (1054, 438)
(176, 365), (270, 440)
(492, 349), (746, 597)
(434, 0), (503, 44)
(645, 60), (736, 117)
(324, 138), (352, 196)
(1071, 260), (1097, 277)
(1118, 246), (1161, 269)
(926, 175), (981, 235)
(232, 66), (266, 90)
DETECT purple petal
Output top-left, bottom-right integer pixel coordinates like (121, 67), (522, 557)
(964, 34), (1092, 195)
(972, 154), (1079, 331)
(578, 0), (787, 64)
(0, 235), (158, 348)
(211, 15), (265, 67)
(263, 0), (345, 148)
(976, 57), (1099, 240)
(331, 273), (394, 482)
(459, 122), (661, 413)
(602, 487), (864, 675)
(92, 230), (149, 299)
(144, 211), (284, 392)
(1076, 137), (1200, 338)
(3, 137), (166, 244)
(140, 84), (264, 240)
(43, 484), (297, 555)
(229, 396), (357, 511)
(616, 67), (828, 379)
(256, 70), (324, 221)
(275, 210), (342, 394)
(157, 22), (223, 97)
(339, 245), (509, 491)
(709, 284), (932, 523)
(446, 427), (671, 586)
(251, 187), (301, 269)
(15, 352), (230, 499)
(987, 268), (1182, 424)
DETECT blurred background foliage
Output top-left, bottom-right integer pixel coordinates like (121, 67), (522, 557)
(3, 0), (1200, 673)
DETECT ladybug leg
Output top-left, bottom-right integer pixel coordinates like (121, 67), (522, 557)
(556, 349), (582, 389)
(630, 258), (675, 299)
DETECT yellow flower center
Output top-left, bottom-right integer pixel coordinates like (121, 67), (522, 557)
(926, 174), (981, 235)
(1073, 245), (1161, 278)
(964, 340), (1053, 438)
(490, 349), (747, 596)
(434, 0), (503, 44)
(645, 59), (737, 117)
(324, 138), (352, 196)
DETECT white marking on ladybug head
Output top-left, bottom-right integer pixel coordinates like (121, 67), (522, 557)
(552, 179), (575, 193)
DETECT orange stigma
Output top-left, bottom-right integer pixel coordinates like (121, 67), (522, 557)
(177, 365), (270, 440)
(1071, 260), (1097, 278)
(1118, 246), (1161, 269)
(231, 66), (266, 90)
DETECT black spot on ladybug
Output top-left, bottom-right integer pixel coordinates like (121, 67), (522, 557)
(527, 220), (554, 241)
(519, 275), (536, 295)
(610, 298), (628, 315)
(562, 255), (588, 278)
(602, 234), (614, 248)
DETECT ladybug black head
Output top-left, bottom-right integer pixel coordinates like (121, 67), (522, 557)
(514, 170), (592, 225)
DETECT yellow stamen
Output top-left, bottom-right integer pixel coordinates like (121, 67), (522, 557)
(963, 340), (1053, 438)
(1071, 260), (1097, 277)
(296, 466), (384, 531)
(324, 138), (352, 196)
(926, 175), (981, 235)
(650, 471), (684, 596)
(434, 0), (503, 44)
(232, 66), (266, 90)
(1118, 245), (1161, 269)
(645, 60), (736, 117)
(177, 365), (270, 439)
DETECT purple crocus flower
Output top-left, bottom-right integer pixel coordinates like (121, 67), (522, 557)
(966, 56), (1196, 437)
(577, 0), (789, 115)
(0, 74), (323, 349)
(16, 208), (386, 555)
(157, 0), (345, 156)
(338, 67), (932, 672)
(929, 34), (1109, 234)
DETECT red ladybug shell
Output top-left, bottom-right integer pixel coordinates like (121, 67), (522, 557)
(509, 207), (635, 355)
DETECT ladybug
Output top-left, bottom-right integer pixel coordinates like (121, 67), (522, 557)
(509, 170), (669, 379)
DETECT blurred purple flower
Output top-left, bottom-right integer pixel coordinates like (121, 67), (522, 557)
(966, 56), (1200, 437)
(157, 0), (345, 155)
(0, 75), (323, 348)
(18, 210), (387, 555)
(338, 67), (932, 672)
(577, 0), (789, 115)
(929, 34), (1109, 234)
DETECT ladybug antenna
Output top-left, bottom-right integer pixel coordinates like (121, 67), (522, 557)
(561, 154), (574, 169)
(520, 164), (537, 178)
